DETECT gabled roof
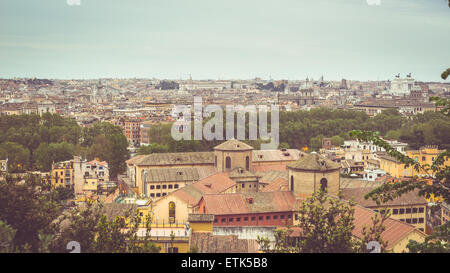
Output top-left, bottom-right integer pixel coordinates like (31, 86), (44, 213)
(128, 152), (214, 166)
(281, 204), (426, 250)
(201, 191), (297, 215)
(169, 173), (236, 207)
(341, 188), (428, 207)
(352, 205), (426, 250)
(144, 167), (200, 182)
(214, 139), (254, 151)
(252, 149), (305, 162)
(256, 170), (288, 184)
(252, 164), (287, 172)
(260, 178), (289, 192)
(229, 167), (258, 179)
(287, 153), (340, 171)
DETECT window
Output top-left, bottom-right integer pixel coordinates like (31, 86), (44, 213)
(288, 214), (292, 219)
(221, 218), (226, 223)
(320, 178), (328, 192)
(412, 208), (418, 213)
(418, 218), (424, 223)
(162, 185), (167, 189)
(295, 214), (298, 220)
(236, 217), (241, 222)
(291, 176), (294, 192)
(281, 215), (285, 219)
(156, 193), (161, 197)
(150, 193), (155, 197)
(168, 185), (173, 189)
(422, 156), (426, 161)
(242, 183), (245, 188)
(174, 184), (179, 189)
(168, 247), (178, 253)
(156, 185), (161, 189)
(150, 185), (155, 189)
(399, 209), (405, 214)
(406, 208), (411, 214)
(419, 228), (424, 232)
(162, 193), (166, 196)
(412, 218), (418, 224)
(251, 217), (256, 221)
(393, 209), (398, 215)
(418, 207), (424, 213)
(258, 216), (263, 221)
(266, 215), (271, 220)
(273, 215), (278, 220)
(229, 218), (233, 222)
(169, 202), (175, 218)
(244, 217), (248, 221)
(246, 156), (250, 171)
(225, 156), (231, 169)
(214, 218), (218, 223)
(406, 219), (411, 223)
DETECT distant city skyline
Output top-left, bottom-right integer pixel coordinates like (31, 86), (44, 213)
(1, 0), (449, 82)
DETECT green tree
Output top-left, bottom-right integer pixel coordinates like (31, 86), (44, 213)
(0, 142), (30, 172)
(0, 175), (60, 252)
(331, 135), (344, 147)
(0, 220), (16, 253)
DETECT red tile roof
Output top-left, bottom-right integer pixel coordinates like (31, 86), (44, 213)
(171, 173), (236, 206)
(278, 205), (425, 250)
(202, 191), (297, 215)
(252, 164), (287, 172)
(260, 177), (289, 192)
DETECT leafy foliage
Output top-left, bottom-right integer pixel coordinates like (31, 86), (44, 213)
(257, 191), (388, 253)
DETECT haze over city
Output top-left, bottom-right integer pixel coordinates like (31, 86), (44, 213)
(1, 0), (449, 81)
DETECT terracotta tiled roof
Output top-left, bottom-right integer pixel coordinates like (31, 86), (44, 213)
(170, 173), (236, 206)
(287, 153), (340, 171)
(281, 204), (424, 250)
(202, 191), (297, 215)
(126, 154), (146, 165)
(103, 188), (120, 203)
(229, 167), (258, 179)
(341, 188), (427, 207)
(352, 205), (425, 249)
(252, 164), (287, 172)
(144, 167), (200, 182)
(190, 232), (259, 253)
(252, 149), (305, 162)
(214, 139), (254, 151)
(260, 177), (289, 192)
(256, 170), (288, 184)
(130, 151), (214, 166)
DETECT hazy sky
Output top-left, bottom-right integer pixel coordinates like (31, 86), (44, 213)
(0, 0), (449, 81)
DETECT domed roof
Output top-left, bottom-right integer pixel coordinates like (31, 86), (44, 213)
(287, 153), (340, 171)
(214, 139), (254, 151)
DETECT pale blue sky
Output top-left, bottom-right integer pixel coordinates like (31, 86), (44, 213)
(0, 0), (449, 81)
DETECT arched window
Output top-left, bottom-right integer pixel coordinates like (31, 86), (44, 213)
(245, 156), (250, 171)
(320, 178), (328, 192)
(290, 176), (294, 191)
(225, 156), (231, 169)
(169, 202), (176, 219)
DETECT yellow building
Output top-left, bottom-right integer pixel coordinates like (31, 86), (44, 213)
(51, 160), (74, 189)
(380, 146), (449, 178)
(83, 178), (98, 192)
(379, 146), (448, 203)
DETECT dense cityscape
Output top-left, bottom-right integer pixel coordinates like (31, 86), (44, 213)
(0, 1), (449, 268)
